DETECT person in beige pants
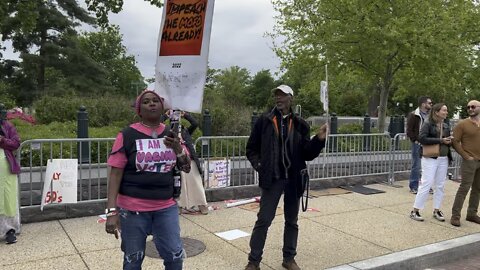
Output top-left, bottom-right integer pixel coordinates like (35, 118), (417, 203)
(162, 111), (209, 214)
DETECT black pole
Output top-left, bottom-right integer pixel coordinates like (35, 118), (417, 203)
(77, 106), (90, 163)
(202, 109), (211, 158)
(330, 113), (338, 152)
(363, 114), (371, 151)
(251, 111), (258, 132)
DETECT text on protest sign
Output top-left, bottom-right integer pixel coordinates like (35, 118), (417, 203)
(155, 0), (215, 113)
(41, 159), (78, 211)
(204, 158), (231, 188)
(135, 138), (176, 173)
(161, 0), (208, 56)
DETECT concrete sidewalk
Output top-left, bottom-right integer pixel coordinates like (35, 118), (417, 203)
(2, 179), (480, 270)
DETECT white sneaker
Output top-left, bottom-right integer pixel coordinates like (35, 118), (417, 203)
(410, 211), (424, 221)
(433, 210), (445, 222)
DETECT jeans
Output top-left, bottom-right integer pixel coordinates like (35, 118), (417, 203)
(248, 178), (300, 264)
(413, 157), (448, 210)
(409, 142), (422, 190)
(119, 204), (183, 270)
(452, 159), (480, 218)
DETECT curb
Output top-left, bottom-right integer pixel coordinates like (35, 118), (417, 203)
(326, 233), (480, 270)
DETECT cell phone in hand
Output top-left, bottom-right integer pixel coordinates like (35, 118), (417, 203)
(166, 130), (176, 138)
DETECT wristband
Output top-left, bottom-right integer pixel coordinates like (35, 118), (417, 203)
(105, 207), (117, 214)
(106, 211), (118, 217)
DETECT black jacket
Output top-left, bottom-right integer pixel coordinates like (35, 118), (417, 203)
(181, 113), (202, 173)
(419, 119), (452, 160)
(246, 108), (326, 198)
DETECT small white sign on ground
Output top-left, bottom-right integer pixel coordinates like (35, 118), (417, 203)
(215, 229), (250, 241)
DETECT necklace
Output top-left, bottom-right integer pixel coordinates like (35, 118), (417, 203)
(140, 122), (160, 138)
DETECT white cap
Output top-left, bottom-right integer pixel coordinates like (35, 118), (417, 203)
(273, 85), (294, 96)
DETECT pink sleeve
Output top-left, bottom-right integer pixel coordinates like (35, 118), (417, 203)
(107, 132), (128, 169)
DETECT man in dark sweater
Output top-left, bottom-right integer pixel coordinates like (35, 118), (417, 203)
(406, 96), (432, 193)
(244, 85), (327, 270)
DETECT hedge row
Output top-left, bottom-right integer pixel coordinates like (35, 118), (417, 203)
(32, 94), (135, 127)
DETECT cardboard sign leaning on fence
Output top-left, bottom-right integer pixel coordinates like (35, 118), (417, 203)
(41, 159), (78, 211)
(203, 158), (231, 188)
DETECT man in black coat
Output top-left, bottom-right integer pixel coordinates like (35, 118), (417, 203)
(244, 85), (328, 270)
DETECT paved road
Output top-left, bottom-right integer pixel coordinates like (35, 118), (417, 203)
(426, 253), (480, 270)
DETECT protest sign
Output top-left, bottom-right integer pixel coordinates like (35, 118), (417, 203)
(320, 80), (329, 113)
(155, 0), (215, 112)
(41, 159), (78, 211)
(203, 158), (230, 188)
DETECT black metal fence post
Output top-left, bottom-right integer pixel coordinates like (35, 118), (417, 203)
(363, 114), (371, 151)
(329, 113), (338, 152)
(202, 109), (211, 157)
(251, 111), (258, 132)
(77, 106), (90, 163)
(388, 115), (405, 150)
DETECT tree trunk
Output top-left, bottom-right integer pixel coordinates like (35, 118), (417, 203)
(377, 84), (390, 132)
(368, 86), (380, 117)
(377, 68), (394, 132)
(37, 28), (47, 94)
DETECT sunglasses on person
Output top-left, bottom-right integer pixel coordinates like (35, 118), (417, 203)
(467, 105), (479, 110)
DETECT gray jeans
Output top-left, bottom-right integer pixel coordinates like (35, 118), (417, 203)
(452, 159), (480, 218)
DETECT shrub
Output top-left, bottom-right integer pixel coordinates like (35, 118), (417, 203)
(11, 119), (124, 166)
(33, 94), (135, 127)
(338, 123), (363, 134)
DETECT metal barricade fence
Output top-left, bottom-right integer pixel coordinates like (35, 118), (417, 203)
(311, 133), (393, 180)
(17, 134), (462, 209)
(195, 133), (395, 188)
(194, 136), (255, 188)
(17, 138), (114, 209)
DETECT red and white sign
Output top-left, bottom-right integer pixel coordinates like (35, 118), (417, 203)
(155, 0), (215, 113)
(41, 159), (78, 211)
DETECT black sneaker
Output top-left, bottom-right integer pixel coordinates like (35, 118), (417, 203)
(410, 211), (424, 221)
(433, 210), (445, 222)
(5, 229), (16, 244)
(410, 189), (418, 194)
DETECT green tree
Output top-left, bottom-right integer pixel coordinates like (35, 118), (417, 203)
(1, 0), (110, 105)
(271, 0), (480, 131)
(79, 25), (144, 97)
(246, 69), (276, 111)
(0, 81), (15, 108)
(85, 0), (163, 27)
(215, 66), (251, 107)
(201, 66), (252, 136)
(0, 1), (38, 58)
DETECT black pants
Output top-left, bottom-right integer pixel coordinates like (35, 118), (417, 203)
(248, 178), (300, 264)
